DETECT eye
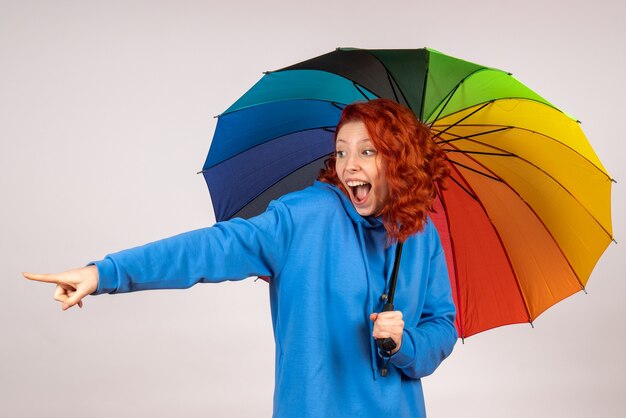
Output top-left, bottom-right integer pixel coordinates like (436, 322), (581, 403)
(336, 150), (346, 158)
(362, 149), (377, 156)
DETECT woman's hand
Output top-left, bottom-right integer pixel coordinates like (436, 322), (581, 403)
(23, 266), (99, 311)
(370, 310), (404, 355)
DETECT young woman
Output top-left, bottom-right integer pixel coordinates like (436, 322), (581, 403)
(24, 98), (457, 418)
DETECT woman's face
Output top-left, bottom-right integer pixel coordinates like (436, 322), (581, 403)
(335, 120), (389, 217)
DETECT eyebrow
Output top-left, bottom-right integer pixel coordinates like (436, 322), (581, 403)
(336, 138), (372, 144)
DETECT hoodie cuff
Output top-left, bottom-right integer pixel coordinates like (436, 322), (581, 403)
(389, 329), (416, 369)
(87, 258), (118, 295)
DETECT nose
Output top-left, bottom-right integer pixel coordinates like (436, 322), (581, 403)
(345, 152), (360, 172)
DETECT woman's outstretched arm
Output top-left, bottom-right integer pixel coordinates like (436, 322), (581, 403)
(24, 199), (293, 310)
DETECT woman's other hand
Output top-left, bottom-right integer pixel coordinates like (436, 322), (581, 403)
(370, 311), (404, 354)
(23, 266), (99, 310)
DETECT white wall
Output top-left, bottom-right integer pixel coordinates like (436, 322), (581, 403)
(2, 0), (624, 417)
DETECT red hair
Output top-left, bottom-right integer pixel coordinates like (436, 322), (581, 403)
(318, 98), (449, 243)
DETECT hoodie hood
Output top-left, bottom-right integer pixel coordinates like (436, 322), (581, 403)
(314, 181), (384, 230)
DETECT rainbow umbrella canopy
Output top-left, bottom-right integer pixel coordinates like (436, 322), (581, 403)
(201, 48), (614, 339)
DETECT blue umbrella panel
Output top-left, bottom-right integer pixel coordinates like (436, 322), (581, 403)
(202, 70), (377, 220)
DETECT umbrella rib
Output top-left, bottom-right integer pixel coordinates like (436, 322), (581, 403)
(440, 132), (614, 241)
(434, 126), (513, 144)
(331, 102), (346, 112)
(352, 82), (373, 101)
(446, 160), (535, 326)
(218, 98), (344, 117)
(434, 185), (467, 341)
(201, 126), (337, 172)
(217, 70), (380, 117)
(419, 54), (430, 120)
(432, 101), (494, 141)
(384, 69), (400, 103)
(425, 67), (570, 123)
(444, 141), (588, 293)
(445, 149), (515, 157)
(364, 51), (414, 114)
(430, 95), (578, 129)
(446, 159), (503, 182)
(228, 154), (332, 220)
(429, 83), (461, 126)
(433, 122), (613, 182)
(425, 67), (502, 122)
(447, 174), (479, 200)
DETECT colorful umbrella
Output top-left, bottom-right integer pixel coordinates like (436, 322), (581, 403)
(200, 48), (614, 339)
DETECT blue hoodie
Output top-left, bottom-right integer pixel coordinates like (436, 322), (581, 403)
(93, 181), (457, 417)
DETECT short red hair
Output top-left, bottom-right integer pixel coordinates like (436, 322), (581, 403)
(318, 98), (449, 243)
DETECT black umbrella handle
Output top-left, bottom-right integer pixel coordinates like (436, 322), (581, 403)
(375, 302), (397, 353)
(375, 242), (403, 355)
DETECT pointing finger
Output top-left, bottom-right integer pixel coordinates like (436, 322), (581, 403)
(23, 272), (62, 284)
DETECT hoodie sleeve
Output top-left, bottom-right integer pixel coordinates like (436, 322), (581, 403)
(389, 230), (458, 379)
(91, 200), (293, 294)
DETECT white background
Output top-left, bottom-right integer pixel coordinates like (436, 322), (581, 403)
(2, 0), (624, 416)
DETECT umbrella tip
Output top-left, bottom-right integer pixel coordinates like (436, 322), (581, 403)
(612, 237), (618, 244)
(529, 321), (534, 329)
(576, 119), (582, 124)
(610, 178), (617, 184)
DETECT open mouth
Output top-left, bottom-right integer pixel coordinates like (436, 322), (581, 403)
(346, 181), (371, 204)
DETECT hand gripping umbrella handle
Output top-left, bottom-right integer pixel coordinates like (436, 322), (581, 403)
(376, 302), (397, 353)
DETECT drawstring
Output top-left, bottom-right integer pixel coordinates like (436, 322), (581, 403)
(380, 354), (393, 377)
(354, 221), (380, 380)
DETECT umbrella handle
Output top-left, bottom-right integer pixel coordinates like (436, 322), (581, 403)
(375, 302), (397, 353)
